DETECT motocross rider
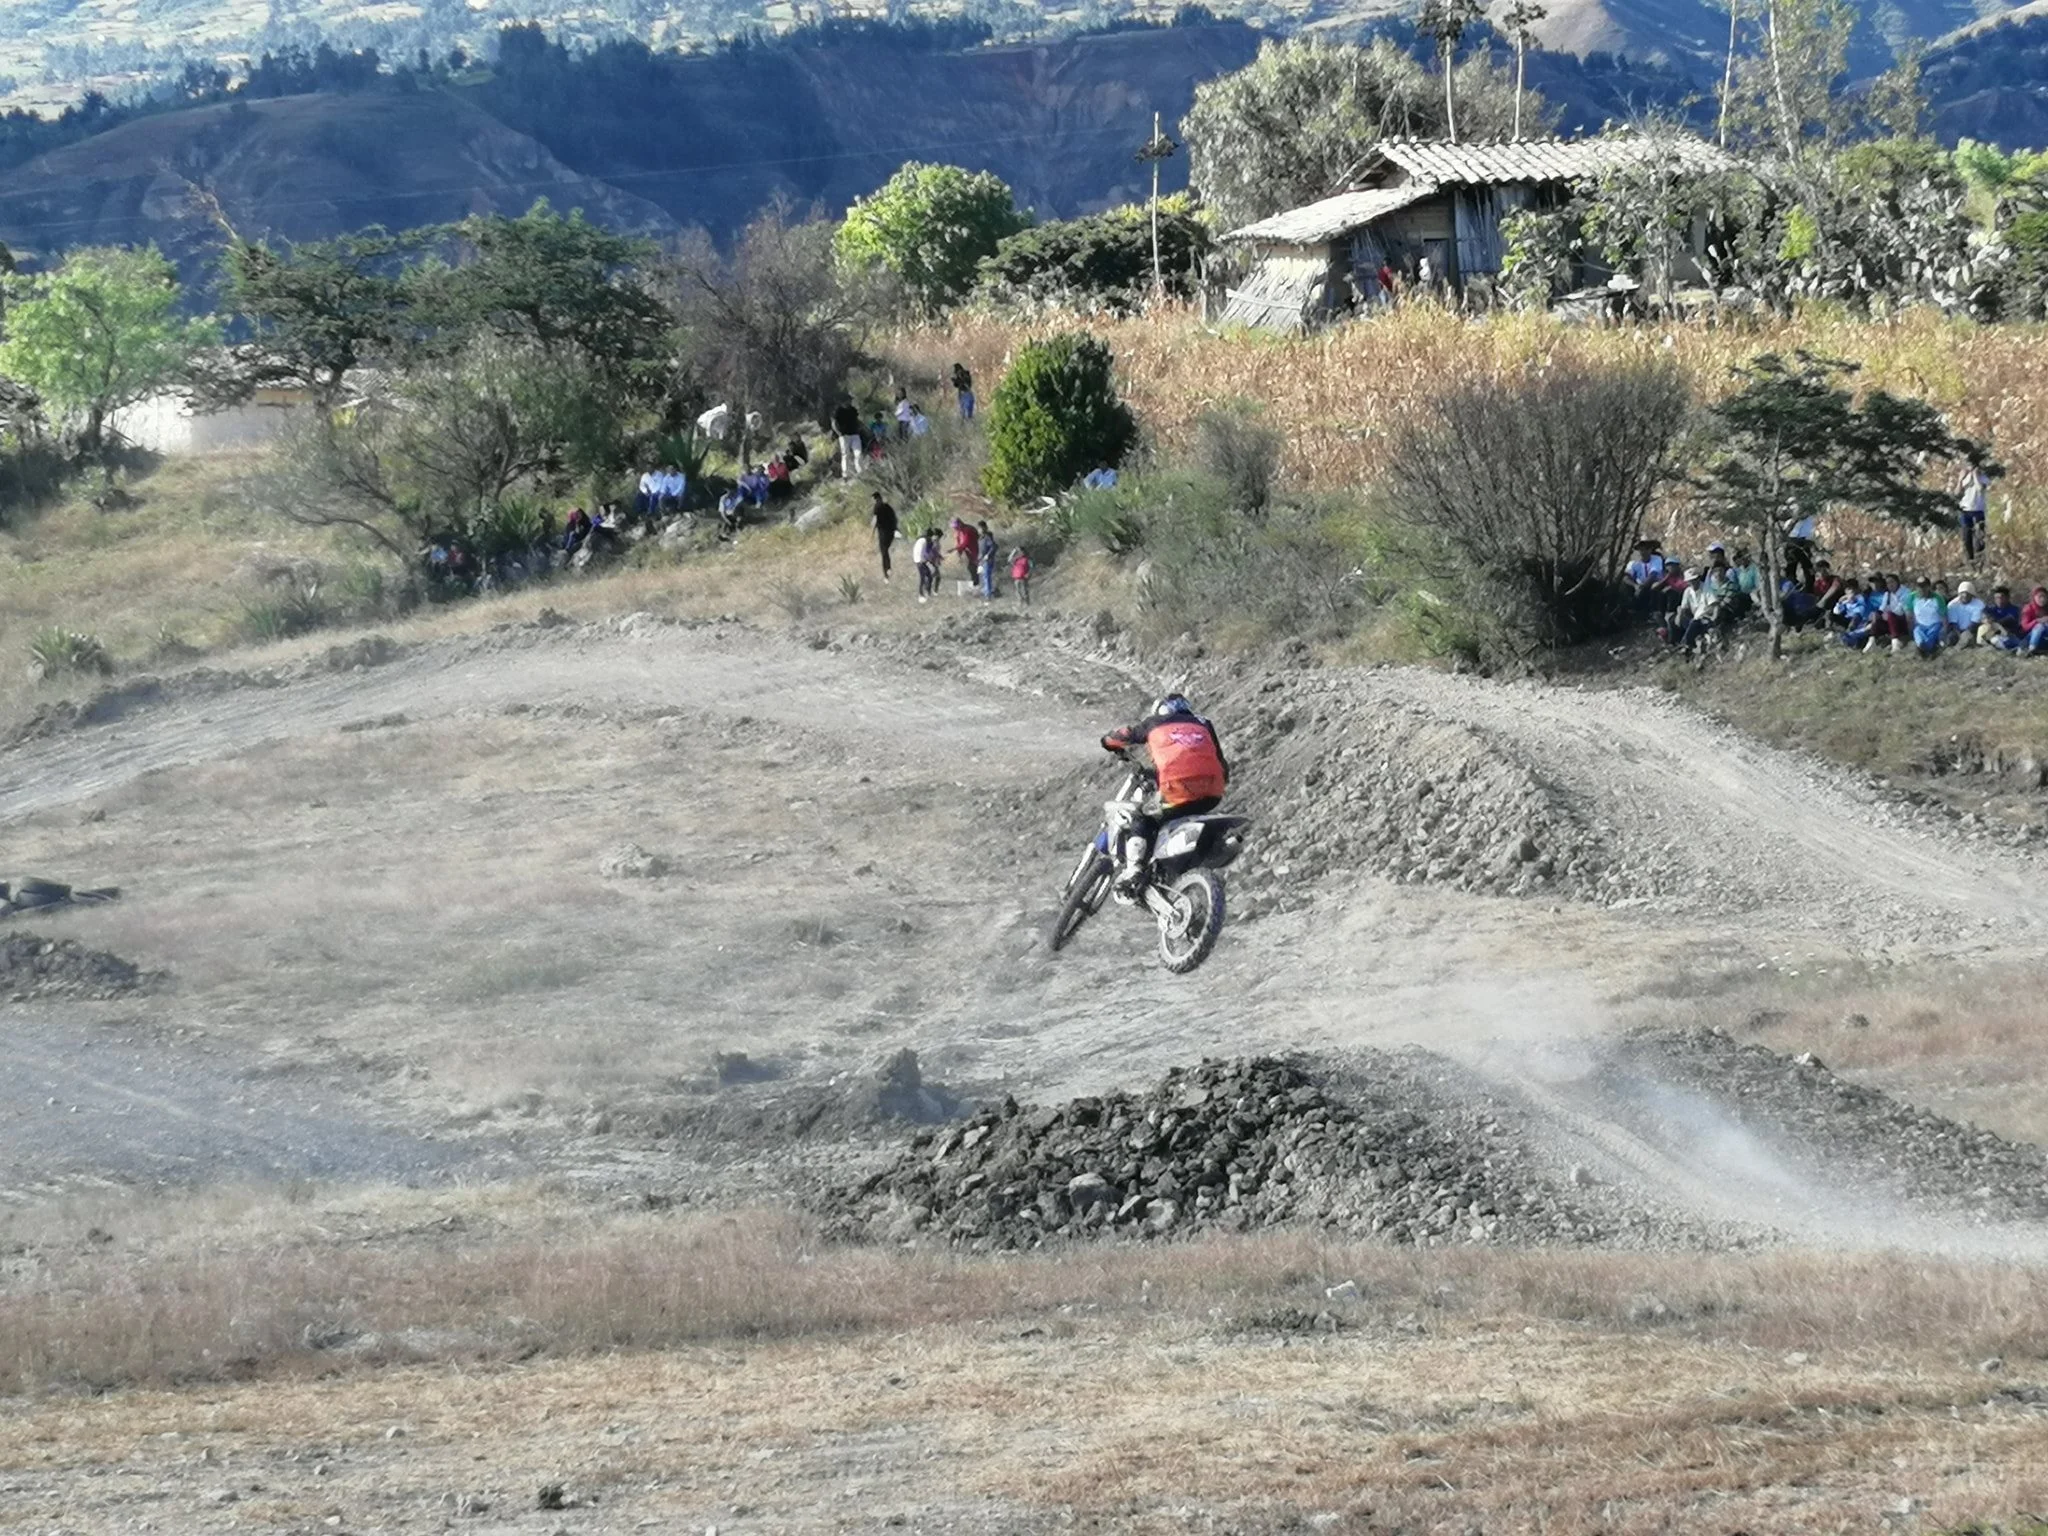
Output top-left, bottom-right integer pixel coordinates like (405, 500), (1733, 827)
(1100, 694), (1230, 896)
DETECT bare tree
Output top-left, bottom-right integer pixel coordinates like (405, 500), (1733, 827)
(1418, 0), (1485, 142)
(1504, 0), (1548, 141)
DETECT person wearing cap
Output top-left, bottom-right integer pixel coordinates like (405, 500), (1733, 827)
(1947, 579), (1986, 645)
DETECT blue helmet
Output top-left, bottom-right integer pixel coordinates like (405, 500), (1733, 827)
(1152, 693), (1193, 718)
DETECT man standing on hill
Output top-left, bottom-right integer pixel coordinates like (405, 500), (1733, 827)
(871, 491), (898, 582)
(1958, 464), (1991, 564)
(952, 362), (975, 421)
(833, 397), (864, 480)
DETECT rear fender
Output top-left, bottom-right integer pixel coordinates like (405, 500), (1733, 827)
(1151, 814), (1250, 878)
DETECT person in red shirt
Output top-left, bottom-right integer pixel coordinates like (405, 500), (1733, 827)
(2022, 586), (2048, 654)
(1099, 694), (1230, 896)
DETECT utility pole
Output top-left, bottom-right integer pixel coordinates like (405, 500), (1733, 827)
(1137, 113), (1179, 299)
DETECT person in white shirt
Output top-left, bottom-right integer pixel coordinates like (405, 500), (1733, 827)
(637, 468), (660, 518)
(1958, 465), (1990, 564)
(1947, 578), (1987, 645)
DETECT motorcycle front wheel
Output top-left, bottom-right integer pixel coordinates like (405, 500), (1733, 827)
(1050, 847), (1113, 953)
(1156, 868), (1225, 974)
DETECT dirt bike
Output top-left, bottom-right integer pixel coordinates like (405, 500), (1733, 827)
(1048, 756), (1249, 974)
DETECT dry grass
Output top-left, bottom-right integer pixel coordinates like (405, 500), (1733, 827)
(903, 306), (2048, 576)
(6, 1198), (2048, 1530)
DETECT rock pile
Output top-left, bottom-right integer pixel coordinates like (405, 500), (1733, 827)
(0, 933), (151, 1000)
(1629, 1028), (2048, 1222)
(829, 1055), (1593, 1250)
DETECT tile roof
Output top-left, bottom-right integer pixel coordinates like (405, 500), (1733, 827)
(1373, 134), (1735, 185)
(1225, 182), (1438, 245)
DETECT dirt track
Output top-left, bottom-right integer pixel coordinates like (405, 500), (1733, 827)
(3, 609), (2046, 1244)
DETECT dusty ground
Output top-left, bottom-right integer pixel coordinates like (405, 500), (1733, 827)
(6, 602), (2048, 1530)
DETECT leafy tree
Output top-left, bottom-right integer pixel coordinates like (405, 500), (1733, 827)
(222, 228), (418, 407)
(977, 196), (1212, 310)
(1417, 0), (1485, 143)
(1697, 353), (1994, 656)
(1954, 138), (2048, 231)
(982, 332), (1137, 505)
(834, 163), (1030, 313)
(1182, 38), (1535, 230)
(670, 204), (873, 431)
(0, 245), (218, 456)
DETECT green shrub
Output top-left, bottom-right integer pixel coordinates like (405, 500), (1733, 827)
(982, 332), (1138, 505)
(27, 627), (112, 680)
(239, 582), (330, 644)
(1194, 406), (1282, 520)
(467, 495), (553, 560)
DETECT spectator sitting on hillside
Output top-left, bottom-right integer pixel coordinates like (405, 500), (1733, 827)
(563, 506), (593, 556)
(1947, 579), (1986, 646)
(784, 434), (810, 472)
(738, 464), (771, 507)
(718, 486), (744, 539)
(1810, 561), (1844, 616)
(1655, 560), (1688, 616)
(636, 467), (661, 518)
(1985, 585), (2025, 649)
(1667, 568), (1726, 655)
(1867, 573), (1910, 651)
(1625, 540), (1665, 605)
(1780, 577), (1823, 631)
(766, 454), (793, 502)
(2023, 586), (2048, 654)
(661, 466), (688, 512)
(1833, 579), (1878, 647)
(1083, 464), (1119, 491)
(1909, 577), (1946, 657)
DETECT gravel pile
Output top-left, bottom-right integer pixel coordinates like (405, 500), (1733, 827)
(0, 934), (151, 1000)
(827, 1055), (1596, 1251)
(1627, 1028), (2048, 1222)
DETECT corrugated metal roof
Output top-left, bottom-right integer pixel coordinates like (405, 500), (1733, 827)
(1373, 134), (1734, 185)
(1225, 183), (1438, 246)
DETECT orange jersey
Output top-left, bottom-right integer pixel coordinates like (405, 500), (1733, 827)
(1103, 711), (1228, 807)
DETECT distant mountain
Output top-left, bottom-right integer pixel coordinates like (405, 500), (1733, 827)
(0, 88), (676, 294)
(0, 23), (1264, 294)
(1919, 6), (2048, 147)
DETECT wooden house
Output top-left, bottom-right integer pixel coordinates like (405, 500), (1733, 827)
(1220, 133), (1734, 331)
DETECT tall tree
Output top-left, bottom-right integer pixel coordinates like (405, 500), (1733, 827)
(1418, 0), (1485, 143)
(0, 246), (217, 457)
(1182, 38), (1533, 228)
(1698, 353), (1993, 657)
(834, 162), (1030, 313)
(1503, 0), (1547, 141)
(222, 228), (417, 408)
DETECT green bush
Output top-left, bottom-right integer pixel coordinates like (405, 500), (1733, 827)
(982, 332), (1137, 505)
(467, 495), (554, 560)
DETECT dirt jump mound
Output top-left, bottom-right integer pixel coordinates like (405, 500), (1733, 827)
(827, 1055), (1598, 1250)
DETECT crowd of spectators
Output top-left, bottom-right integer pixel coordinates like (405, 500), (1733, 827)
(1633, 536), (2048, 658)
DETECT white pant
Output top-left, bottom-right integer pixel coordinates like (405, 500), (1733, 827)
(838, 433), (863, 477)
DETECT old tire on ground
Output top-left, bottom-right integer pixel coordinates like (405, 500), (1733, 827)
(1050, 849), (1113, 953)
(7, 877), (71, 910)
(1157, 868), (1225, 974)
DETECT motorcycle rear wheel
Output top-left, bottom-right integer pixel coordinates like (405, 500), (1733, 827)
(1050, 848), (1113, 952)
(1156, 868), (1225, 974)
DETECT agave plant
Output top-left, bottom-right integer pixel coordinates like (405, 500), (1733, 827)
(28, 627), (112, 680)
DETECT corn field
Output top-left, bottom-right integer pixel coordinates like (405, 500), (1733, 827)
(894, 305), (2048, 579)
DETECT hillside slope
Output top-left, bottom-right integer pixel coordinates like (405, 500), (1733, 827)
(0, 87), (677, 285)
